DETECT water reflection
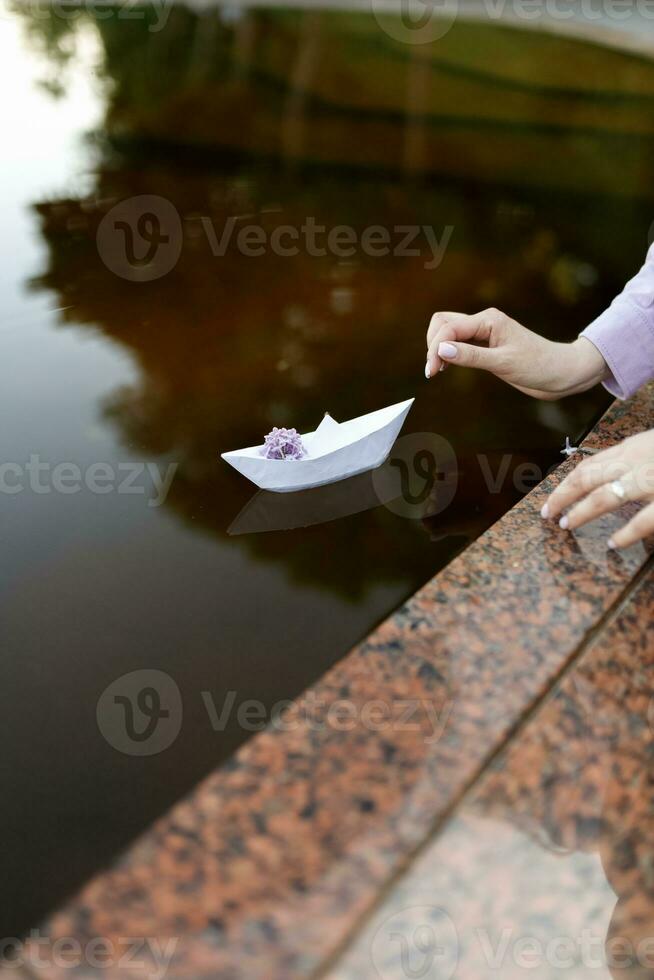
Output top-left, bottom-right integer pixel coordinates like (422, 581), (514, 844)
(15, 2), (654, 196)
(27, 155), (612, 595)
(332, 577), (654, 979)
(464, 600), (654, 978)
(23, 58), (632, 588)
(4, 0), (653, 940)
(228, 471), (399, 535)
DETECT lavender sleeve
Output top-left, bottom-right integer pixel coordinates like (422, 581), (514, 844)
(580, 244), (654, 399)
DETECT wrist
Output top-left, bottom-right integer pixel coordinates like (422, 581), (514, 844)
(559, 337), (609, 395)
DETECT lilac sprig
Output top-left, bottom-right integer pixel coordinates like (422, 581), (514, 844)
(261, 427), (306, 460)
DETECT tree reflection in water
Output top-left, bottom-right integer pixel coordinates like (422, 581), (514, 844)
(19, 2), (654, 598)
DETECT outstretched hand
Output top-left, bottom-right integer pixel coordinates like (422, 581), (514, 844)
(425, 307), (608, 400)
(424, 307), (653, 548)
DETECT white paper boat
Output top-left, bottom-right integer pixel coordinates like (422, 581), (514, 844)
(221, 398), (414, 493)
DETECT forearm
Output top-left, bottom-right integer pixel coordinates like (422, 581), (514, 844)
(579, 246), (654, 399)
(519, 337), (609, 400)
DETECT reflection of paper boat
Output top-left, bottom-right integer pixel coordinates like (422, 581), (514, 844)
(228, 471), (392, 534)
(221, 398), (414, 493)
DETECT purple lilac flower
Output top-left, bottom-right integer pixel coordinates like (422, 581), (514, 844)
(261, 427), (306, 460)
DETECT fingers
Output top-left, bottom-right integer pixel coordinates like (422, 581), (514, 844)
(559, 471), (640, 531)
(425, 310), (495, 378)
(426, 310), (493, 348)
(426, 319), (456, 376)
(542, 446), (626, 520)
(542, 441), (654, 549)
(609, 501), (654, 549)
(426, 312), (454, 349)
(440, 339), (507, 372)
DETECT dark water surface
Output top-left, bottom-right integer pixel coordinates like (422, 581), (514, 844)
(3, 3), (654, 937)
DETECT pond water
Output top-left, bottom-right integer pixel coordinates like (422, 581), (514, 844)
(3, 2), (653, 938)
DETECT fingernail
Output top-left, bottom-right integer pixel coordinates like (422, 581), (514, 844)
(438, 342), (457, 359)
(607, 537), (616, 550)
(559, 515), (569, 530)
(540, 503), (549, 519)
(425, 362), (431, 380)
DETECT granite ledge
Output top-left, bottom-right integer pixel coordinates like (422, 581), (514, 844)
(24, 383), (654, 979)
(328, 566), (654, 978)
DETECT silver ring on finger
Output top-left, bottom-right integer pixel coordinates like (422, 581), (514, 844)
(608, 479), (627, 501)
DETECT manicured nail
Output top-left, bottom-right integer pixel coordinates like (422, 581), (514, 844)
(540, 503), (549, 519)
(607, 537), (616, 550)
(438, 342), (457, 359)
(559, 515), (569, 530)
(425, 362), (431, 380)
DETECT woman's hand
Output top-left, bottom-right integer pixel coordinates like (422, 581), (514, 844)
(425, 307), (608, 400)
(542, 429), (654, 549)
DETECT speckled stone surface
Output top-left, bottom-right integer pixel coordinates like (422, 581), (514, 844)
(328, 568), (654, 979)
(21, 386), (654, 979)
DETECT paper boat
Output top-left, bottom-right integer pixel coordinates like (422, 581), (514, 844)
(221, 398), (414, 493)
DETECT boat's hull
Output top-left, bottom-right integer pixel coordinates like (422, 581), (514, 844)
(222, 399), (413, 493)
